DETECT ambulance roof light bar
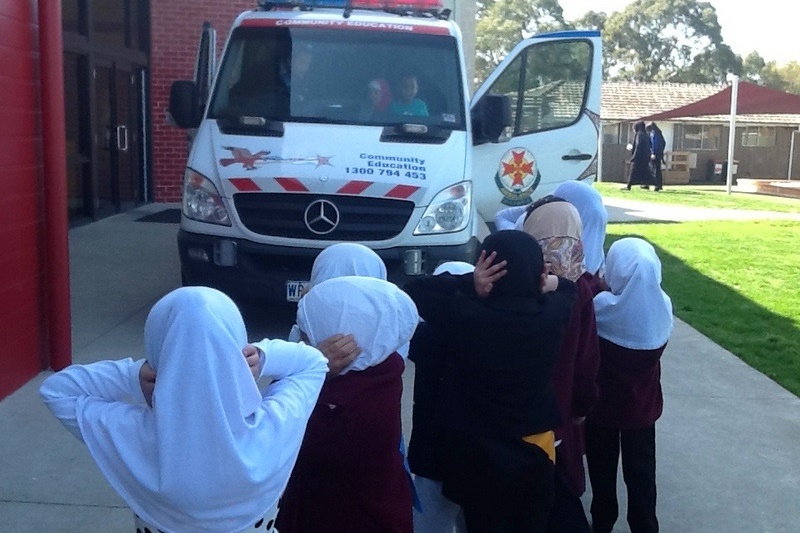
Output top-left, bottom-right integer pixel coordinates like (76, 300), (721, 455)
(256, 0), (450, 20)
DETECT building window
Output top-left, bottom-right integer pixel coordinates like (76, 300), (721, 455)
(741, 126), (776, 147)
(603, 123), (621, 144)
(676, 124), (721, 150)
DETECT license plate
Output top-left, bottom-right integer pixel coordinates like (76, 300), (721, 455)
(285, 280), (310, 302)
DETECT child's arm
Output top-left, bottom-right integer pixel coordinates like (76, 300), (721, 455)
(249, 334), (359, 379)
(256, 339), (328, 417)
(494, 205), (527, 231)
(404, 272), (473, 326)
(39, 358), (147, 441)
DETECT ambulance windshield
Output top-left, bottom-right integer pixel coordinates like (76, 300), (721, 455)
(209, 26), (465, 131)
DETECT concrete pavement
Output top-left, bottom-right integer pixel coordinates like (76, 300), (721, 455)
(1, 199), (798, 532)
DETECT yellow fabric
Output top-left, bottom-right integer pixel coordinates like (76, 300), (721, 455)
(522, 431), (556, 463)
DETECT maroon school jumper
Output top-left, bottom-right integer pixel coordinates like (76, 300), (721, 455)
(589, 339), (666, 429)
(552, 271), (600, 496)
(275, 353), (412, 533)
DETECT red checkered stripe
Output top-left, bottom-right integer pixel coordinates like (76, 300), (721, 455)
(227, 177), (423, 200)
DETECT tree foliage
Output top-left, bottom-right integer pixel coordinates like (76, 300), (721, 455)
(741, 51), (800, 94)
(602, 0), (739, 83)
(474, 0), (568, 83)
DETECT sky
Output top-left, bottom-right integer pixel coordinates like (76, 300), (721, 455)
(559, 0), (796, 66)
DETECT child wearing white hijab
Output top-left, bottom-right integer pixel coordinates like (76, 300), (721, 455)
(40, 287), (328, 533)
(286, 242), (387, 346)
(584, 238), (673, 533)
(552, 180), (609, 281)
(275, 276), (419, 533)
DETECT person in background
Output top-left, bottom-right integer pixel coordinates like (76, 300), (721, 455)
(275, 276), (419, 533)
(408, 261), (474, 533)
(390, 72), (429, 117)
(40, 287), (327, 533)
(646, 122), (666, 192)
(585, 238), (674, 533)
(624, 121), (653, 190)
(405, 231), (576, 533)
(523, 198), (600, 533)
(552, 180), (609, 289)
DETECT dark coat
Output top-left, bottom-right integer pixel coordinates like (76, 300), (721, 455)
(629, 130), (653, 185)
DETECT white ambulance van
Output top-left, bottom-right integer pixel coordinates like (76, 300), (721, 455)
(168, 0), (602, 304)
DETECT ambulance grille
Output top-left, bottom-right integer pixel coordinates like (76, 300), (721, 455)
(233, 193), (415, 241)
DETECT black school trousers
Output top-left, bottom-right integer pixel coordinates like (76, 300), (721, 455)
(584, 421), (658, 533)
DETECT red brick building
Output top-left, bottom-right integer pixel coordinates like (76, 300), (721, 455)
(1, 0), (253, 399)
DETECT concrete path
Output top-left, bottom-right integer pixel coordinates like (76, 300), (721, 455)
(1, 198), (798, 532)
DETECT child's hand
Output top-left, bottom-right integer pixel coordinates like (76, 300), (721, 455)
(542, 274), (559, 293)
(317, 334), (361, 378)
(139, 361), (156, 407)
(242, 344), (261, 381)
(473, 250), (507, 298)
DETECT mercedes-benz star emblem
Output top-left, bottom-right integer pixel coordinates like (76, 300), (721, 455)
(304, 199), (340, 235)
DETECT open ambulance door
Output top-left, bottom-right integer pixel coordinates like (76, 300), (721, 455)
(471, 31), (602, 224)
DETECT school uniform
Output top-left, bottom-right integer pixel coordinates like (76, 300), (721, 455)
(40, 287), (328, 533)
(405, 231), (576, 533)
(407, 262), (473, 533)
(274, 277), (419, 533)
(585, 239), (674, 533)
(523, 201), (600, 533)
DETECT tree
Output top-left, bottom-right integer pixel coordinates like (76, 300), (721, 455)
(602, 0), (739, 83)
(571, 10), (607, 32)
(475, 0), (568, 83)
(741, 53), (800, 95)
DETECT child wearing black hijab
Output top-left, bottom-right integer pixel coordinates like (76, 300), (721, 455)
(405, 230), (576, 533)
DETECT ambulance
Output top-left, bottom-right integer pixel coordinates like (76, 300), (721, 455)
(168, 0), (602, 304)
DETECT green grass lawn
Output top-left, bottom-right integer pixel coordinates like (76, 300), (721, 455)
(606, 219), (800, 396)
(595, 182), (800, 213)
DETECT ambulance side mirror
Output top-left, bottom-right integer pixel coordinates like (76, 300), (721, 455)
(168, 81), (202, 129)
(471, 94), (512, 145)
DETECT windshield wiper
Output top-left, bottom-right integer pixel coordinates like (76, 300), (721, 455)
(380, 123), (452, 144)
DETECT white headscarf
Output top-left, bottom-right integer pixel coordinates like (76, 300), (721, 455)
(77, 287), (317, 532)
(594, 238), (673, 350)
(297, 276), (419, 374)
(553, 180), (608, 276)
(309, 242), (387, 288)
(288, 242), (390, 343)
(433, 261), (475, 276)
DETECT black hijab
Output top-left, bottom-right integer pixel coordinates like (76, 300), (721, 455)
(480, 230), (543, 299)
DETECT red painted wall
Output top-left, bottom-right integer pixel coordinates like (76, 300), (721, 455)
(0, 0), (46, 399)
(150, 1), (253, 202)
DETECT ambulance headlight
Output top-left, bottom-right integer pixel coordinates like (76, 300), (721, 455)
(414, 182), (471, 235)
(182, 169), (231, 226)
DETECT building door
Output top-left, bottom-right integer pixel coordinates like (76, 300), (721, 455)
(63, 0), (149, 223)
(91, 60), (144, 218)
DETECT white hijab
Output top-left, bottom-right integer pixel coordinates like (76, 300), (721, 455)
(297, 276), (419, 374)
(433, 261), (475, 276)
(594, 238), (673, 350)
(309, 242), (387, 287)
(288, 242), (389, 343)
(553, 180), (608, 276)
(77, 287), (315, 532)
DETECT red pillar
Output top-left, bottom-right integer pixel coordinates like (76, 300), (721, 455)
(39, 0), (72, 370)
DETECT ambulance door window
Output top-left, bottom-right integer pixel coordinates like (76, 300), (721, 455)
(485, 40), (591, 138)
